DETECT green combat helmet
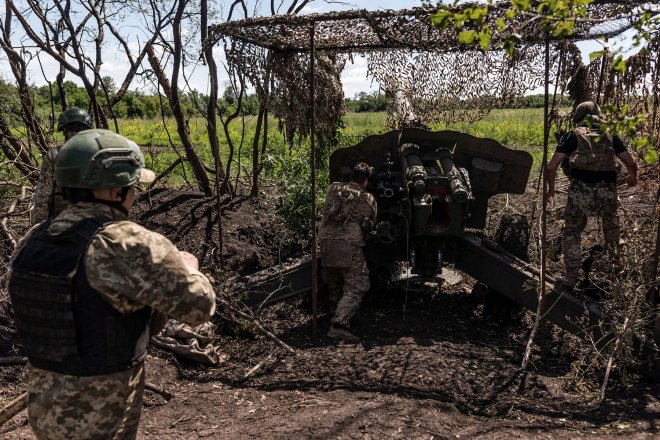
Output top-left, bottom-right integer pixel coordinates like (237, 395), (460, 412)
(57, 107), (94, 132)
(55, 129), (155, 189)
(573, 101), (601, 124)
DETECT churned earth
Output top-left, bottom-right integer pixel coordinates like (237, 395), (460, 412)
(1, 168), (659, 439)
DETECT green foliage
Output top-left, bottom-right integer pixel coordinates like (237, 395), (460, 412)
(429, 0), (595, 54)
(345, 91), (388, 113)
(0, 81), (261, 122)
(600, 105), (656, 165)
(426, 0), (659, 163)
(262, 147), (328, 232)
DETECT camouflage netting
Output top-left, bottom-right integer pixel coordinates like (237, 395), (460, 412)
(367, 45), (557, 127)
(211, 1), (659, 144)
(226, 41), (346, 141)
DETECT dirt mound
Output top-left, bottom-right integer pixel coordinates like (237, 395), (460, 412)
(133, 189), (305, 276)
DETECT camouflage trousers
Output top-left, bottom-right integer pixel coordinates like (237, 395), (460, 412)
(322, 247), (370, 329)
(563, 179), (619, 280)
(25, 362), (145, 440)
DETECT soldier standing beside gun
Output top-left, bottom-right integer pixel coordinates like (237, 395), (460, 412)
(30, 108), (94, 225)
(319, 162), (377, 342)
(8, 129), (216, 439)
(546, 101), (638, 289)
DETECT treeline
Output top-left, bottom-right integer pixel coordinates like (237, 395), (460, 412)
(343, 91), (573, 112)
(3, 79), (572, 122)
(0, 78), (262, 120)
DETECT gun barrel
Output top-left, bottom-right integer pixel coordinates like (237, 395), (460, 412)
(437, 156), (468, 203)
(400, 144), (427, 194)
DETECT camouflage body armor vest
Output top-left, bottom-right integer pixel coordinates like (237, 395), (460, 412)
(323, 182), (363, 226)
(9, 217), (151, 376)
(569, 126), (616, 173)
(319, 182), (371, 269)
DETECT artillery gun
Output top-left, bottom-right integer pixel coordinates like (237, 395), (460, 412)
(330, 127), (532, 278)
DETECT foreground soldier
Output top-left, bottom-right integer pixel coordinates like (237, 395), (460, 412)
(9, 129), (216, 439)
(319, 162), (377, 342)
(30, 107), (94, 225)
(546, 101), (638, 289)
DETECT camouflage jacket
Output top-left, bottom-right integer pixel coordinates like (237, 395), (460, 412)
(318, 181), (377, 247)
(30, 147), (69, 226)
(12, 202), (216, 439)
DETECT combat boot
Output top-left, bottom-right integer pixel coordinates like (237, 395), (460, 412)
(327, 324), (360, 343)
(557, 273), (579, 291)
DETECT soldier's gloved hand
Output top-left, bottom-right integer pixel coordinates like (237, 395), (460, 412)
(359, 216), (374, 234)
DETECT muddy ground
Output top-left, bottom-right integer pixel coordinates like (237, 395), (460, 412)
(1, 169), (659, 439)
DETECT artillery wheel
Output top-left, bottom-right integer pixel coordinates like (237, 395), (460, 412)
(495, 213), (530, 261)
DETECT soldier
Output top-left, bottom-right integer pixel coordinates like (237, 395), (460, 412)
(8, 129), (216, 439)
(30, 107), (94, 225)
(319, 162), (378, 342)
(546, 101), (638, 289)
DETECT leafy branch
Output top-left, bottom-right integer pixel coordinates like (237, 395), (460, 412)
(426, 0), (659, 163)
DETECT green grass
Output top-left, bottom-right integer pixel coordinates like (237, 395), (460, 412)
(116, 107), (546, 148)
(339, 109), (548, 172)
(8, 108), (548, 187)
(336, 108), (546, 148)
(109, 108), (549, 186)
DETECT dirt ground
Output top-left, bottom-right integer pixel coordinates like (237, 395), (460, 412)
(1, 169), (659, 439)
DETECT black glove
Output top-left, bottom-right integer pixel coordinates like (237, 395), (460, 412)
(359, 216), (374, 234)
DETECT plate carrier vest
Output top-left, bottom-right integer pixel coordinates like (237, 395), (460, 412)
(9, 216), (151, 376)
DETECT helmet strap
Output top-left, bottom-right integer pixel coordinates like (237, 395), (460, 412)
(98, 186), (131, 216)
(119, 186), (131, 203)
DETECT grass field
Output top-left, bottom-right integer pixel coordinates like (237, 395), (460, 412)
(114, 108), (547, 186)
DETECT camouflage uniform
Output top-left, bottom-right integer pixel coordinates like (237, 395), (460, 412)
(562, 126), (620, 282)
(30, 147), (69, 225)
(319, 181), (377, 329)
(10, 202), (216, 440)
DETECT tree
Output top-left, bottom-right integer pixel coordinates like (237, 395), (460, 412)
(5, 0), (176, 129)
(102, 76), (117, 95)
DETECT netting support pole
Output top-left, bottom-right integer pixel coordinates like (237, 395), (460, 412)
(596, 42), (608, 107)
(522, 37), (551, 371)
(310, 21), (318, 338)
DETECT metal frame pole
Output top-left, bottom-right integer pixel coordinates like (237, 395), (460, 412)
(310, 21), (318, 338)
(541, 38), (550, 314)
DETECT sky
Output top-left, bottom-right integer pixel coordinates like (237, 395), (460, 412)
(0, 0), (639, 99)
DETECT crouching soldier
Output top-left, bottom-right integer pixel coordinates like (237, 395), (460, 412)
(319, 162), (377, 342)
(9, 129), (216, 439)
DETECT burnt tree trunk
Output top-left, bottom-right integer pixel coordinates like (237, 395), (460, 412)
(202, 0), (225, 267)
(146, 42), (212, 195)
(250, 105), (266, 197)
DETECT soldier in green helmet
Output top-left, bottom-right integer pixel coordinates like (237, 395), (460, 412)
(9, 129), (217, 439)
(546, 101), (638, 290)
(30, 107), (95, 225)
